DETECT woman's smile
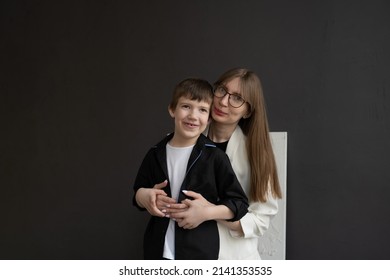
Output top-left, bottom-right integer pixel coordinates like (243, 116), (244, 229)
(213, 106), (227, 117)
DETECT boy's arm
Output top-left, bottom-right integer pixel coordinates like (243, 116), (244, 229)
(214, 153), (249, 222)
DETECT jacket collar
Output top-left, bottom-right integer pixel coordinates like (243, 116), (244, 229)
(154, 132), (212, 150)
(153, 133), (213, 173)
(225, 125), (245, 157)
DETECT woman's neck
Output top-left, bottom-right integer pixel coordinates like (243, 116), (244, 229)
(208, 122), (236, 143)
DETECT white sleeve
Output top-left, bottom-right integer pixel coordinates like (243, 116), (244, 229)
(229, 192), (279, 239)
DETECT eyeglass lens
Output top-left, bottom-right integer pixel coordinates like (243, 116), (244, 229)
(215, 87), (245, 108)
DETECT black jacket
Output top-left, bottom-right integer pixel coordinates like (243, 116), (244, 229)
(133, 133), (248, 259)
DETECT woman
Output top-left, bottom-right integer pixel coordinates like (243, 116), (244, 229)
(136, 67), (282, 259)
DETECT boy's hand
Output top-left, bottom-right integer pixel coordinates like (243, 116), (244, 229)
(135, 180), (170, 217)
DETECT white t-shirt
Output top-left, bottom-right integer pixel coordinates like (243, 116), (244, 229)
(163, 143), (194, 259)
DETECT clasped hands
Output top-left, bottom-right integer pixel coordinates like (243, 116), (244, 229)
(135, 180), (214, 230)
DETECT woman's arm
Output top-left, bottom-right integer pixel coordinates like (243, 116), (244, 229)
(238, 194), (278, 238)
(165, 190), (246, 234)
(168, 190), (234, 229)
(218, 220), (244, 236)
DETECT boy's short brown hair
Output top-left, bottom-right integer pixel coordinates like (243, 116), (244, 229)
(169, 78), (213, 110)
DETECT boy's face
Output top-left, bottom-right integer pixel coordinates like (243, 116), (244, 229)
(168, 96), (211, 147)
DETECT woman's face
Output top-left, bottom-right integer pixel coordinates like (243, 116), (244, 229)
(211, 77), (250, 126)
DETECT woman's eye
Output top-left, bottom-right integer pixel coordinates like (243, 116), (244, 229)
(217, 87), (226, 95)
(231, 95), (242, 102)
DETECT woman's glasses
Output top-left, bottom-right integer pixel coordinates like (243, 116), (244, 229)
(213, 86), (247, 108)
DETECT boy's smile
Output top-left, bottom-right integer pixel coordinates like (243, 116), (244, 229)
(168, 96), (211, 147)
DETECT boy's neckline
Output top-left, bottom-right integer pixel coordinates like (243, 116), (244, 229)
(167, 140), (196, 148)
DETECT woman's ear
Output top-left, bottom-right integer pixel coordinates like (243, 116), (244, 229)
(168, 105), (175, 118)
(243, 111), (252, 119)
(243, 105), (252, 119)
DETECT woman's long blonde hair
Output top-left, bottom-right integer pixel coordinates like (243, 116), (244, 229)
(214, 68), (282, 202)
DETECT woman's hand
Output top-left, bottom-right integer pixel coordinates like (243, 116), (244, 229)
(170, 190), (215, 229)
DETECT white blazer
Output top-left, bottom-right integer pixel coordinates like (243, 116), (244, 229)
(204, 125), (279, 259)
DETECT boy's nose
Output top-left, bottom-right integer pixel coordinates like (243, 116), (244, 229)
(187, 110), (196, 118)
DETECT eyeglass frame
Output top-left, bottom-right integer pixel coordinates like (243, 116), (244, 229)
(213, 85), (247, 108)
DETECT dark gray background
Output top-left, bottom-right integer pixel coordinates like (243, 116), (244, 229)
(1, 0), (389, 259)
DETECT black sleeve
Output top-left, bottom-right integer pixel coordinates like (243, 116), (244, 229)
(132, 149), (155, 211)
(214, 151), (249, 221)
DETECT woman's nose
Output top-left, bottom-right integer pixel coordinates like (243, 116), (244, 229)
(220, 93), (229, 106)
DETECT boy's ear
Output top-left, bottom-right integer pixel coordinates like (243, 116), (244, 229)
(168, 105), (175, 118)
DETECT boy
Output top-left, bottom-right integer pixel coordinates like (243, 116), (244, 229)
(133, 78), (248, 259)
